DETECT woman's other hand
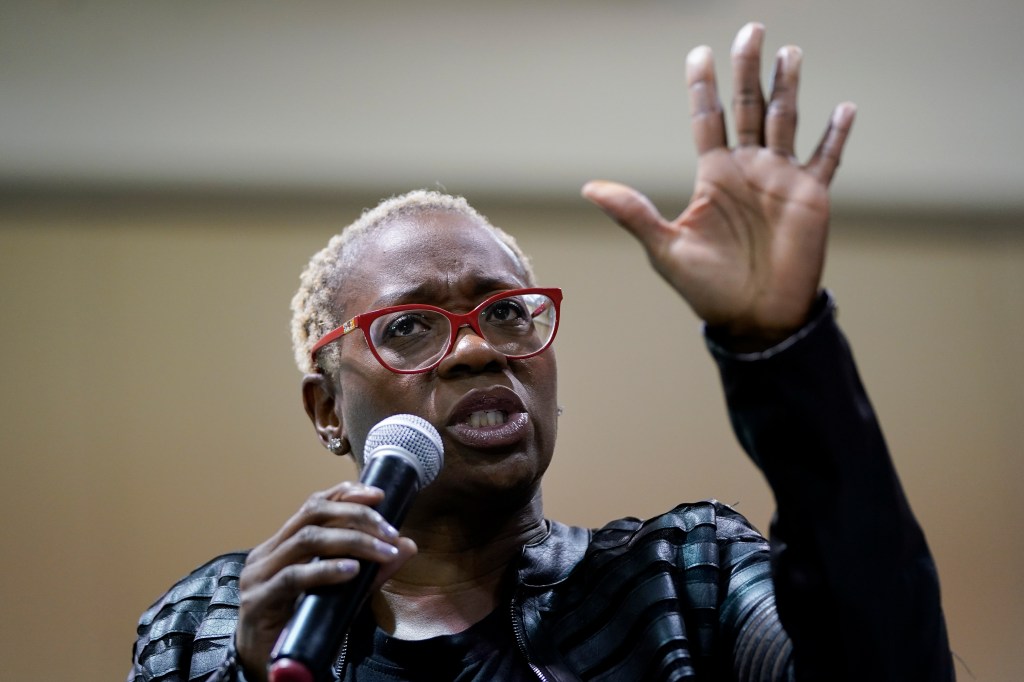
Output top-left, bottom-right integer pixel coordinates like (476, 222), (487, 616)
(584, 22), (855, 347)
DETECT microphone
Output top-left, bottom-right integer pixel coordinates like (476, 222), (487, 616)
(268, 414), (444, 682)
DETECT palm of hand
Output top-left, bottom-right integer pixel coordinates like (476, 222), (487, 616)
(584, 23), (854, 343)
(664, 147), (831, 336)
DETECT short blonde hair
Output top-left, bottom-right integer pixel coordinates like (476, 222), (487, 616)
(290, 190), (536, 374)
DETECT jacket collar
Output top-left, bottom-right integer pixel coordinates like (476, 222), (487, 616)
(516, 519), (591, 587)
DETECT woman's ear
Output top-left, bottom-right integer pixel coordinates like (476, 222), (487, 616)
(301, 373), (351, 456)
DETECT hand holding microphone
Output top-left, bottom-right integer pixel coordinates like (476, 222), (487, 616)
(234, 415), (443, 682)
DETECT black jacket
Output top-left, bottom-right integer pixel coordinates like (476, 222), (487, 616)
(128, 295), (954, 681)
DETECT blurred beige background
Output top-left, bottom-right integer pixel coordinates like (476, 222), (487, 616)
(2, 2), (1022, 681)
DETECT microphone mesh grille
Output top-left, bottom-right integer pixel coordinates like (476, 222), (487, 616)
(364, 414), (444, 486)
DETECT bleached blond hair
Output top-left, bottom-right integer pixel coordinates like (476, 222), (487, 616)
(290, 190), (536, 374)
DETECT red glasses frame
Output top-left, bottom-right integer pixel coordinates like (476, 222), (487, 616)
(310, 287), (562, 374)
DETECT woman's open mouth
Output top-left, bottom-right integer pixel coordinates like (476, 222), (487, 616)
(447, 388), (529, 449)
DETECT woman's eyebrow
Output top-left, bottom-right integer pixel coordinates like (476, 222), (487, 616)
(370, 282), (442, 309)
(371, 276), (523, 309)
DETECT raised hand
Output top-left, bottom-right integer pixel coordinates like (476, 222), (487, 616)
(235, 482), (416, 681)
(584, 22), (856, 345)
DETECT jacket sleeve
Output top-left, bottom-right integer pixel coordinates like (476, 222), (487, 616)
(705, 293), (954, 681)
(128, 552), (251, 682)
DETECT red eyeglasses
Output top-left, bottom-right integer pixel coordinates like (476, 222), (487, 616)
(310, 287), (562, 374)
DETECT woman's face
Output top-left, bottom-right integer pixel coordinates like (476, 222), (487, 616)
(327, 210), (558, 513)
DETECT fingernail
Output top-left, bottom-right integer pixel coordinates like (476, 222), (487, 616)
(686, 45), (711, 70)
(380, 522), (399, 539)
(781, 45), (802, 69)
(732, 22), (764, 53)
(834, 102), (857, 127)
(337, 559), (358, 574)
(375, 540), (400, 556)
(732, 24), (753, 51)
(581, 181), (605, 200)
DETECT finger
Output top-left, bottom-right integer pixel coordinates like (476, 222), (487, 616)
(249, 501), (396, 576)
(262, 499), (389, 559)
(242, 555), (364, 611)
(261, 525), (403, 576)
(765, 46), (802, 157)
(254, 484), (388, 557)
(730, 22), (766, 147)
(582, 180), (672, 249)
(307, 497), (400, 539)
(686, 46), (727, 153)
(335, 484), (387, 507)
(806, 102), (857, 185)
(324, 479), (381, 503)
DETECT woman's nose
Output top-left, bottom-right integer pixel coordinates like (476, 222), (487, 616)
(437, 326), (508, 376)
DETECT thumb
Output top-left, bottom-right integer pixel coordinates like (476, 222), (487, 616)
(581, 180), (672, 250)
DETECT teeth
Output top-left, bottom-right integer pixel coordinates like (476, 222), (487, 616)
(467, 410), (508, 429)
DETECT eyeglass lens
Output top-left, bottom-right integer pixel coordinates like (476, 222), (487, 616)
(367, 292), (557, 371)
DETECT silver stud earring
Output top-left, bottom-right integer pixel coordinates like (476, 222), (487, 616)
(556, 406), (564, 417)
(327, 437), (345, 455)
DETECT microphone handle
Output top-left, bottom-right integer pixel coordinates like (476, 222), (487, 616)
(269, 453), (421, 682)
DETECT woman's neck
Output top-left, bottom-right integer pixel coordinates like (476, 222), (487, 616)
(371, 489), (546, 639)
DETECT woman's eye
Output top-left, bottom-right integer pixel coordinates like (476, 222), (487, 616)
(384, 313), (430, 338)
(486, 299), (528, 323)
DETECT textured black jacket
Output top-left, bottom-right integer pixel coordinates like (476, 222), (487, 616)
(128, 296), (954, 681)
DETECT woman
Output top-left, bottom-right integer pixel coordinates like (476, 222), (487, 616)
(129, 24), (953, 681)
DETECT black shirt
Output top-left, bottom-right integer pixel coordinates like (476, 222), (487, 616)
(340, 603), (536, 682)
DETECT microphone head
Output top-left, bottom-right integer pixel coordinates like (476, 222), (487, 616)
(363, 414), (444, 487)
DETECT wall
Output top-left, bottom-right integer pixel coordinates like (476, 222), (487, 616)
(1, 196), (1021, 680)
(3, 1), (1024, 209)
